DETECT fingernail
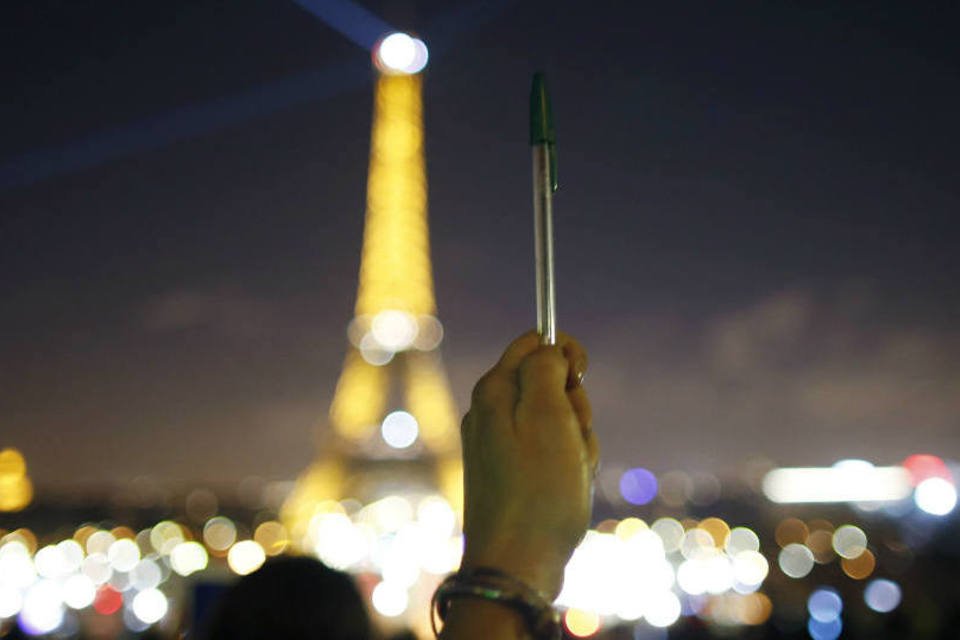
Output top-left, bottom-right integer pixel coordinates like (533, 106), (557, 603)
(567, 368), (585, 389)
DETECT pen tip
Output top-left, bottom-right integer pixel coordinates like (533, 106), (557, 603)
(529, 72), (555, 146)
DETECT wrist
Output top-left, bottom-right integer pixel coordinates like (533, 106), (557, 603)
(432, 568), (560, 640)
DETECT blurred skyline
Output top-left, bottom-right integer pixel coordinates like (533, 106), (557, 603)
(2, 0), (958, 490)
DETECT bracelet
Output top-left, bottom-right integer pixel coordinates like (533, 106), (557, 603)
(431, 567), (561, 640)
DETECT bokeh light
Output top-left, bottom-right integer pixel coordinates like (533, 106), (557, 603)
(565, 608), (601, 637)
(619, 468), (658, 506)
(19, 581), (64, 635)
(914, 477), (957, 515)
(841, 548), (875, 579)
(227, 540), (266, 576)
(371, 580), (408, 617)
(92, 585), (122, 615)
(832, 525), (867, 559)
(203, 516), (237, 552)
(808, 616), (843, 640)
(778, 543), (815, 578)
(170, 541), (209, 576)
(381, 410), (420, 449)
(375, 33), (429, 75)
(807, 587), (843, 622)
(864, 578), (902, 613)
(132, 588), (168, 624)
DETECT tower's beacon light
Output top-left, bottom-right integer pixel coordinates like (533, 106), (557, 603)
(374, 32), (429, 75)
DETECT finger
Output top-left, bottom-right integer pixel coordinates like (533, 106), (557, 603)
(585, 429), (600, 477)
(467, 369), (516, 435)
(567, 385), (592, 439)
(494, 330), (543, 373)
(558, 332), (588, 389)
(516, 346), (569, 410)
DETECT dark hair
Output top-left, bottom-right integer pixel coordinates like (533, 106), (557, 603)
(201, 556), (371, 640)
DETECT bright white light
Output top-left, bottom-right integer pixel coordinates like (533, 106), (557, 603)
(129, 559), (162, 591)
(0, 541), (37, 589)
(725, 528), (760, 555)
(762, 466), (912, 503)
(644, 590), (681, 627)
(107, 539), (141, 573)
(650, 518), (684, 553)
(914, 477), (957, 515)
(371, 310), (419, 351)
(34, 545), (68, 579)
(0, 583), (23, 618)
(359, 332), (395, 366)
(371, 581), (409, 617)
(227, 541), (266, 576)
(381, 410), (419, 449)
(57, 540), (84, 573)
(132, 589), (168, 624)
(732, 550), (769, 587)
(311, 513), (367, 570)
(81, 553), (112, 586)
(832, 525), (867, 559)
(62, 574), (96, 610)
(778, 543), (814, 578)
(19, 581), (64, 635)
(376, 33), (429, 75)
(86, 530), (116, 555)
(417, 496), (456, 538)
(170, 542), (209, 577)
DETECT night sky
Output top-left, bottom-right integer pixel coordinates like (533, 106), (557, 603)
(2, 0), (958, 493)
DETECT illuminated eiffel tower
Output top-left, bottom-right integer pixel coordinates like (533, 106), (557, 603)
(283, 34), (462, 559)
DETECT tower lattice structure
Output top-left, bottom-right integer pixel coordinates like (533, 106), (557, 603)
(282, 47), (462, 551)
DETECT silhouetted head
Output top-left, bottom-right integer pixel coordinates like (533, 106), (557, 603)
(202, 555), (371, 640)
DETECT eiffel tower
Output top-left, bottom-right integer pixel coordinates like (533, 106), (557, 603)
(282, 34), (462, 594)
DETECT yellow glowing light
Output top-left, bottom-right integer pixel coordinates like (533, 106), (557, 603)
(614, 517), (648, 541)
(698, 517), (730, 548)
(282, 462), (346, 546)
(841, 548), (876, 579)
(0, 448), (27, 477)
(227, 540), (266, 576)
(0, 449), (32, 512)
(355, 72), (434, 318)
(329, 350), (387, 440)
(0, 476), (32, 512)
(254, 521), (289, 556)
(405, 353), (459, 451)
(564, 609), (601, 637)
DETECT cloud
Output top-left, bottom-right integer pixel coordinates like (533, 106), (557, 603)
(141, 286), (276, 338)
(588, 284), (960, 471)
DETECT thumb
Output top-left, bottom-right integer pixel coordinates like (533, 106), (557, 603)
(517, 346), (570, 409)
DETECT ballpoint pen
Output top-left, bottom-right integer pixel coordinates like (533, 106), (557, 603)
(530, 72), (558, 346)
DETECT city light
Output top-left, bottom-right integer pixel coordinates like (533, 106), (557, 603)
(762, 464), (912, 503)
(374, 33), (429, 75)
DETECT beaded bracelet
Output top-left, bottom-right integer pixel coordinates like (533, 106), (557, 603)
(431, 567), (561, 640)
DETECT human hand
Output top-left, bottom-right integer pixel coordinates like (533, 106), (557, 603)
(459, 331), (599, 600)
